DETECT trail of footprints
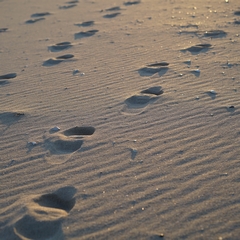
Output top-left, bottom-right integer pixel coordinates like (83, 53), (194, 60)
(2, 2), (239, 238)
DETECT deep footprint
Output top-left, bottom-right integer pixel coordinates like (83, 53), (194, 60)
(14, 187), (76, 240)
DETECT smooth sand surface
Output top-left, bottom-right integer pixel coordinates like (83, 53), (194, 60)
(1, 0), (240, 239)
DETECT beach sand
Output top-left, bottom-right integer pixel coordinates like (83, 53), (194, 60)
(0, 0), (240, 239)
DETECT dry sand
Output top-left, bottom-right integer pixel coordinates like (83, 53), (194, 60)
(0, 0), (240, 239)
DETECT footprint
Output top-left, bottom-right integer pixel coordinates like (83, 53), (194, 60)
(74, 30), (98, 39)
(203, 30), (227, 38)
(43, 55), (74, 66)
(66, 0), (79, 3)
(59, 4), (77, 9)
(103, 12), (121, 18)
(25, 18), (45, 24)
(124, 1), (141, 5)
(121, 95), (158, 115)
(138, 66), (168, 77)
(181, 43), (212, 54)
(56, 54), (74, 59)
(48, 42), (73, 52)
(44, 126), (95, 164)
(146, 62), (169, 67)
(0, 73), (17, 79)
(106, 6), (122, 11)
(42, 58), (63, 66)
(31, 12), (51, 18)
(74, 21), (95, 27)
(0, 28), (8, 32)
(13, 186), (76, 240)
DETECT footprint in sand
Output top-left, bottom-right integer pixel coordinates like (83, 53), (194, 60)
(44, 126), (95, 164)
(105, 6), (122, 11)
(181, 43), (212, 54)
(14, 186), (76, 240)
(48, 42), (73, 52)
(74, 21), (95, 27)
(0, 28), (8, 32)
(121, 86), (163, 115)
(203, 30), (227, 38)
(138, 62), (169, 77)
(124, 1), (141, 6)
(59, 4), (77, 9)
(31, 12), (52, 18)
(0, 73), (17, 79)
(25, 18), (45, 24)
(74, 30), (98, 39)
(103, 12), (121, 18)
(43, 54), (75, 66)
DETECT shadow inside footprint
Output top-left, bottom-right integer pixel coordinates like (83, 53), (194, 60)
(34, 193), (75, 212)
(14, 186), (76, 240)
(63, 126), (95, 136)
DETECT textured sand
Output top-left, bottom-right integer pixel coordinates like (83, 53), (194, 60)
(1, 0), (240, 239)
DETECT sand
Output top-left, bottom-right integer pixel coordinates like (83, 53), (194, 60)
(0, 0), (240, 239)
